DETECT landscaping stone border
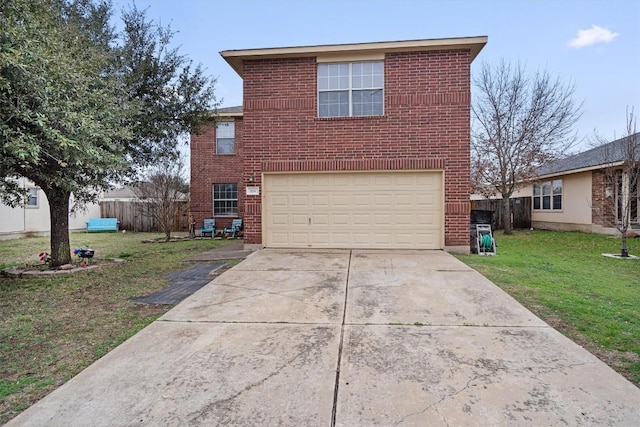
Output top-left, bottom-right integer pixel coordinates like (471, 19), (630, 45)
(1, 259), (125, 279)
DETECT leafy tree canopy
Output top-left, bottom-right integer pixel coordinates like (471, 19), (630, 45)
(0, 0), (218, 265)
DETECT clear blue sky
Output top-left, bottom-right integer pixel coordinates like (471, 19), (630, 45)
(112, 0), (640, 150)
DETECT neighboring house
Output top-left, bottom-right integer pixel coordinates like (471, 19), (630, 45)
(102, 185), (188, 202)
(0, 178), (100, 240)
(515, 133), (639, 234)
(191, 36), (488, 252)
(102, 186), (138, 202)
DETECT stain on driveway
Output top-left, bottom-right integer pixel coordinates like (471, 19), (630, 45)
(8, 249), (640, 426)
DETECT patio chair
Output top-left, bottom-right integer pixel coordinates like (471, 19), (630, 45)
(200, 219), (216, 238)
(223, 219), (243, 239)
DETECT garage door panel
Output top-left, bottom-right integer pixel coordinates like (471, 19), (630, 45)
(394, 214), (414, 225)
(332, 214), (350, 225)
(291, 214), (309, 225)
(311, 194), (329, 206)
(374, 214), (392, 225)
(353, 194), (371, 206)
(353, 175), (373, 186)
(393, 194), (414, 207)
(331, 175), (351, 187)
(313, 214), (329, 225)
(352, 232), (372, 244)
(333, 195), (350, 207)
(374, 194), (393, 206)
(291, 194), (309, 207)
(352, 214), (371, 225)
(271, 194), (289, 207)
(372, 232), (393, 244)
(291, 176), (311, 187)
(271, 214), (289, 225)
(270, 232), (289, 245)
(291, 233), (309, 244)
(310, 232), (330, 244)
(264, 171), (443, 249)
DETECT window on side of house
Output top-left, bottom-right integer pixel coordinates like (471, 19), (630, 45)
(216, 121), (235, 154)
(616, 171), (639, 224)
(213, 183), (238, 216)
(318, 61), (384, 118)
(533, 179), (562, 211)
(26, 188), (38, 207)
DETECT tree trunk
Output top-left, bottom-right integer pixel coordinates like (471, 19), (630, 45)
(502, 197), (512, 235)
(47, 188), (72, 267)
(621, 233), (629, 258)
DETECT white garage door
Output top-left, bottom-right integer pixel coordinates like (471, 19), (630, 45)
(263, 171), (443, 249)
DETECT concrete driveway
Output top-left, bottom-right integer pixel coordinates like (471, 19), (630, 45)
(8, 249), (640, 426)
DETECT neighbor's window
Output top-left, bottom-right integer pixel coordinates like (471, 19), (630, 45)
(216, 121), (235, 154)
(26, 188), (38, 207)
(616, 171), (639, 224)
(318, 61), (384, 118)
(533, 179), (562, 210)
(213, 183), (238, 216)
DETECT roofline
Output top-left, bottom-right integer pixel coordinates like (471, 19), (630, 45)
(536, 161), (626, 180)
(220, 36), (488, 77)
(218, 111), (243, 118)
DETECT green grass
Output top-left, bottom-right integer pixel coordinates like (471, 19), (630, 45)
(456, 230), (640, 386)
(0, 232), (234, 424)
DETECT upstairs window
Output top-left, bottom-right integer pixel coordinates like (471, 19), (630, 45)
(216, 121), (235, 154)
(533, 179), (562, 211)
(318, 61), (384, 118)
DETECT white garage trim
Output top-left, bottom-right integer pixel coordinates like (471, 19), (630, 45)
(262, 171), (444, 249)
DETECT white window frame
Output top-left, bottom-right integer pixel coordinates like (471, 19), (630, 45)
(216, 121), (235, 155)
(26, 188), (39, 208)
(213, 183), (238, 217)
(318, 61), (384, 118)
(533, 179), (562, 211)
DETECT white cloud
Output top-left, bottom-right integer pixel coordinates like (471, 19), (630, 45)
(568, 25), (619, 48)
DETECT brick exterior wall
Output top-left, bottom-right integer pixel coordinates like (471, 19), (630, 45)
(592, 169), (616, 228)
(240, 49), (472, 247)
(190, 118), (244, 232)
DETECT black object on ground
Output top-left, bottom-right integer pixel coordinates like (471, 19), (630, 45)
(130, 262), (226, 305)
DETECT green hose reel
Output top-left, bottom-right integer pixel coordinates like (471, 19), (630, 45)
(480, 233), (493, 251)
(475, 224), (496, 255)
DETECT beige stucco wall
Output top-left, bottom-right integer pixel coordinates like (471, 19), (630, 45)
(530, 171), (592, 226)
(513, 171), (593, 230)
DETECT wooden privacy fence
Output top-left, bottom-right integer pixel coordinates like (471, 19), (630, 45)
(99, 200), (189, 232)
(470, 197), (532, 230)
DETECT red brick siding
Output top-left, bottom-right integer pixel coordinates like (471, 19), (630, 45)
(592, 170), (616, 227)
(241, 50), (472, 246)
(190, 118), (244, 231)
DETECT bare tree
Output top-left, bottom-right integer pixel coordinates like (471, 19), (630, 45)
(133, 156), (189, 241)
(597, 108), (639, 257)
(472, 60), (582, 234)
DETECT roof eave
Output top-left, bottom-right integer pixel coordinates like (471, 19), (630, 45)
(218, 111), (243, 118)
(221, 36), (488, 77)
(536, 161), (626, 180)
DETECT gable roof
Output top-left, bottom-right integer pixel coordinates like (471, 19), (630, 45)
(537, 133), (640, 178)
(218, 105), (243, 117)
(220, 36), (488, 77)
(103, 186), (136, 199)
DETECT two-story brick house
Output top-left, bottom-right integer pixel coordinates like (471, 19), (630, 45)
(191, 36), (487, 252)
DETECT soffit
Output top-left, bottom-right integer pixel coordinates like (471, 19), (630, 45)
(221, 36), (488, 77)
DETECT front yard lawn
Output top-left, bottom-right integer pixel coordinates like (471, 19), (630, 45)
(0, 232), (231, 424)
(457, 230), (640, 387)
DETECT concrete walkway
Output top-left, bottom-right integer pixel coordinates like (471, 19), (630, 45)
(8, 250), (640, 426)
